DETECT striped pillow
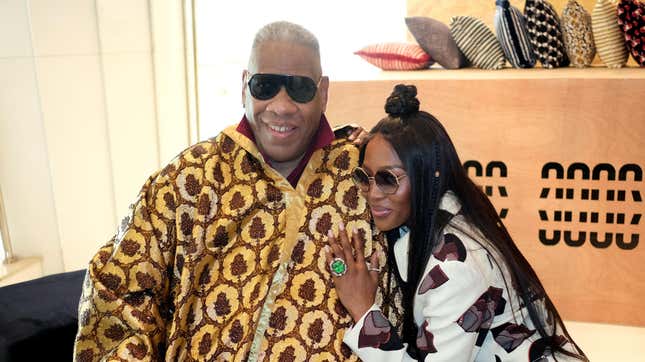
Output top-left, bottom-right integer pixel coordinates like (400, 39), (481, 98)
(406, 17), (468, 69)
(354, 43), (432, 70)
(562, 0), (597, 67)
(617, 0), (645, 66)
(592, 0), (629, 68)
(494, 0), (536, 68)
(524, 0), (570, 68)
(450, 16), (507, 70)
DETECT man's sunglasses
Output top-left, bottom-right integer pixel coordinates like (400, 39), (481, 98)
(247, 73), (320, 103)
(351, 167), (407, 195)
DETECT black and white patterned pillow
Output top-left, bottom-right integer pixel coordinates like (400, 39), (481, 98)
(495, 0), (536, 68)
(450, 16), (507, 70)
(524, 0), (570, 68)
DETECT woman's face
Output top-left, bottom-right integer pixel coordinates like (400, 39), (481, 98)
(361, 134), (412, 231)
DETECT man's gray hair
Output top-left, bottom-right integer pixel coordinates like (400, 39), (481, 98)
(248, 21), (321, 72)
(251, 21), (320, 55)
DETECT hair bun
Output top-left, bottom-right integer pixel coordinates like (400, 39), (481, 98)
(385, 84), (420, 117)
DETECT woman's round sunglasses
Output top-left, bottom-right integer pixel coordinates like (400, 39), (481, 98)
(247, 73), (321, 103)
(351, 167), (407, 195)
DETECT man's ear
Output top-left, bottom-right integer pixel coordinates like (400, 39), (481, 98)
(241, 70), (248, 107)
(319, 76), (329, 112)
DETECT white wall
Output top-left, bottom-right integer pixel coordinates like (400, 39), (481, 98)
(0, 0), (190, 274)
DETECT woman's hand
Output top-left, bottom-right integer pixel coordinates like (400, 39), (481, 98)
(348, 126), (370, 146)
(324, 222), (381, 322)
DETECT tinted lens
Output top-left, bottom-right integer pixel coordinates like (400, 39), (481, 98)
(285, 75), (317, 103)
(248, 74), (318, 103)
(374, 170), (400, 194)
(248, 74), (282, 100)
(351, 167), (370, 191)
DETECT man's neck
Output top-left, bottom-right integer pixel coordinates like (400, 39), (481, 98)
(271, 153), (306, 178)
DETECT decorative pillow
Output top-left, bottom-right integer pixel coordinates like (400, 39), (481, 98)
(494, 0), (537, 68)
(562, 0), (597, 67)
(450, 16), (507, 69)
(405, 17), (468, 69)
(524, 0), (570, 68)
(617, 0), (645, 66)
(592, 0), (629, 67)
(354, 43), (432, 70)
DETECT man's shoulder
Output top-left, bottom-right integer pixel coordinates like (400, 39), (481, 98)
(181, 134), (227, 158)
(153, 132), (233, 181)
(173, 129), (241, 164)
(331, 124), (356, 140)
(327, 127), (359, 151)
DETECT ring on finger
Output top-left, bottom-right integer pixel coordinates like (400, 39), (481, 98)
(330, 257), (348, 277)
(367, 264), (381, 273)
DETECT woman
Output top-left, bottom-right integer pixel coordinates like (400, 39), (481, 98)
(325, 85), (587, 361)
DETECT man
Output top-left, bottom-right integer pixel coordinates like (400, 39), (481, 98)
(74, 21), (398, 361)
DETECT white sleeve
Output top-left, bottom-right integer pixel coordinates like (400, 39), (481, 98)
(342, 304), (416, 362)
(413, 259), (490, 362)
(343, 257), (492, 361)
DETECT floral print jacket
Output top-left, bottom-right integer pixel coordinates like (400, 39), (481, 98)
(73, 126), (397, 361)
(343, 191), (574, 361)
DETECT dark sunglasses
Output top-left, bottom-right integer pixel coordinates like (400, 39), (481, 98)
(351, 167), (407, 195)
(247, 73), (320, 103)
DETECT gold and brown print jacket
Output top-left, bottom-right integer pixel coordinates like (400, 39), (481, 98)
(74, 125), (399, 361)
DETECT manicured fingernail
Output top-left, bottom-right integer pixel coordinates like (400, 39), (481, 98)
(327, 229), (334, 238)
(352, 227), (358, 234)
(339, 221), (345, 231)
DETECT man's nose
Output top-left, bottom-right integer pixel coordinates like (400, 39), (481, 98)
(265, 87), (298, 115)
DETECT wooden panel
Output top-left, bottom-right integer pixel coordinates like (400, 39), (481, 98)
(406, 0), (638, 67)
(326, 68), (645, 326)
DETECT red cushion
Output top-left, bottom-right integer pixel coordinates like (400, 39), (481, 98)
(355, 43), (432, 70)
(617, 0), (645, 66)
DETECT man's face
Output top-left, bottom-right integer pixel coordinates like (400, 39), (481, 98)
(242, 41), (329, 163)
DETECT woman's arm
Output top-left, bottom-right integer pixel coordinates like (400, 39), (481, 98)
(342, 258), (490, 361)
(330, 225), (493, 361)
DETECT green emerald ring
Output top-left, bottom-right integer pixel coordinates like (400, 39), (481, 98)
(330, 257), (347, 277)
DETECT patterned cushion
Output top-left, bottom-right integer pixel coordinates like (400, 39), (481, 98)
(524, 0), (570, 68)
(450, 16), (507, 70)
(617, 0), (645, 66)
(354, 43), (433, 70)
(494, 0), (537, 68)
(592, 0), (629, 68)
(405, 17), (468, 69)
(562, 0), (597, 67)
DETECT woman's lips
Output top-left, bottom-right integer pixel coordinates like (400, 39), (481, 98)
(371, 206), (392, 218)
